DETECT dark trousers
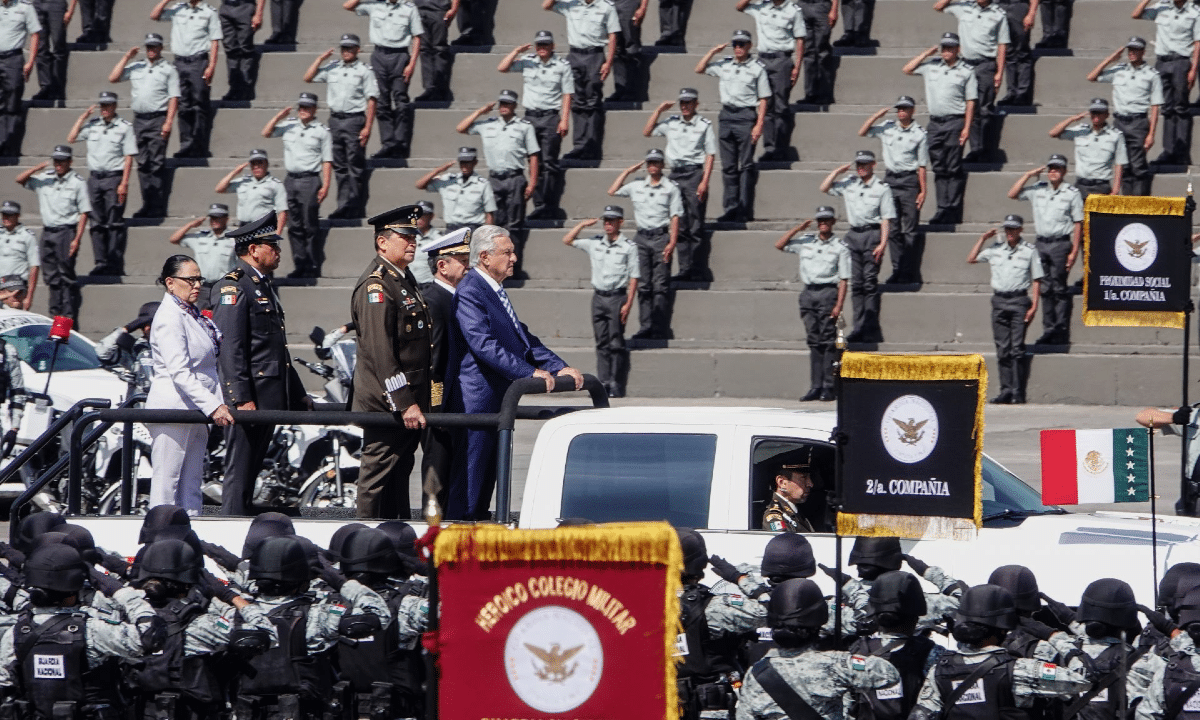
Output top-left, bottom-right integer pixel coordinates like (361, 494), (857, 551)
(634, 228), (670, 336)
(220, 0), (260, 100)
(372, 46), (414, 156)
(33, 0), (67, 97)
(0, 52), (26, 157)
(840, 0), (874, 41)
(221, 421), (272, 515)
(798, 0), (834, 102)
(656, 0), (692, 45)
(1035, 235), (1071, 341)
(883, 170), (922, 282)
(176, 53), (212, 157)
(799, 284), (837, 391)
(357, 423), (421, 519)
(454, 0), (496, 45)
(843, 226), (882, 340)
(670, 164), (709, 278)
(1074, 177), (1111, 203)
(759, 52), (795, 157)
(489, 171), (527, 229)
(421, 419), (452, 512)
(526, 110), (562, 213)
(40, 225), (79, 321)
(999, 0), (1034, 104)
(967, 58), (999, 159)
(612, 0), (646, 101)
(285, 172), (321, 276)
(78, 0), (113, 41)
(1116, 112), (1152, 195)
(415, 0), (452, 97)
(992, 292), (1030, 399)
(267, 0), (303, 43)
(592, 289), (629, 394)
(718, 105), (758, 220)
(927, 114), (966, 221)
(134, 112), (169, 216)
(87, 171), (126, 275)
(1157, 55), (1191, 163)
(568, 48), (605, 158)
(1038, 0), (1071, 46)
(330, 112), (367, 214)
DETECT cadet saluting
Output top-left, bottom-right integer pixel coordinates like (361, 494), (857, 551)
(1048, 98), (1128, 201)
(343, 0), (423, 160)
(15, 144), (88, 321)
(0, 0), (39, 157)
(1132, 0), (1200, 166)
(168, 202), (235, 309)
(1087, 37), (1162, 196)
(456, 90), (540, 232)
(934, 0), (1008, 163)
(109, 34), (180, 220)
(351, 204), (432, 520)
(736, 0), (805, 162)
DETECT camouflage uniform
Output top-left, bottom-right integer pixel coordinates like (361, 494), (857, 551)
(188, 597), (278, 653)
(1136, 634), (1200, 720)
(841, 564), (963, 634)
(1057, 624), (1171, 709)
(391, 575), (430, 650)
(762, 492), (813, 533)
(254, 579), (391, 653)
(735, 646), (901, 720)
(0, 340), (24, 428)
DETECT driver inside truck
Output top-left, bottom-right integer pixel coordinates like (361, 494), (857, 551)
(763, 446), (819, 533)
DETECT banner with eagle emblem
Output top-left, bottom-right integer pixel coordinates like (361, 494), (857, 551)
(1081, 195), (1193, 329)
(432, 522), (683, 720)
(836, 353), (987, 540)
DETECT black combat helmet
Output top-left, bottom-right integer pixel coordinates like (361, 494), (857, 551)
(988, 565), (1040, 613)
(138, 538), (201, 585)
(761, 533), (816, 581)
(1078, 578), (1139, 632)
(241, 512), (296, 560)
(849, 537), (903, 572)
(327, 523), (367, 561)
(1160, 563), (1200, 612)
(768, 578), (829, 630)
(15, 512), (66, 553)
(675, 528), (708, 578)
(376, 520), (419, 558)
(249, 536), (311, 585)
(869, 571), (928, 618)
(1176, 586), (1200, 627)
(955, 584), (1018, 631)
(340, 528), (402, 576)
(24, 543), (85, 593)
(138, 505), (190, 545)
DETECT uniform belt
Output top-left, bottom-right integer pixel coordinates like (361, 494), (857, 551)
(330, 111), (365, 119)
(994, 290), (1027, 298)
(90, 170), (122, 178)
(962, 57), (993, 66)
(570, 45), (606, 54)
(758, 50), (793, 59)
(374, 44), (411, 53)
(0, 49), (21, 59)
(288, 170), (320, 178)
(594, 287), (627, 296)
(1036, 235), (1070, 242)
(41, 224), (73, 231)
(525, 108), (559, 117)
(929, 114), (965, 122)
(805, 282), (837, 290)
(1075, 177), (1108, 185)
(672, 163), (703, 172)
(850, 224), (881, 232)
(722, 104), (757, 113)
(885, 169), (918, 178)
(638, 226), (669, 236)
(490, 169), (524, 179)
(1158, 53), (1186, 62)
(1114, 112), (1147, 121)
(175, 52), (209, 63)
(136, 110), (167, 118)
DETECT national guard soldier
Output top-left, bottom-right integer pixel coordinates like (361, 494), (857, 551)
(1133, 0), (1200, 166)
(30, 0), (65, 102)
(457, 90), (540, 231)
(761, 447), (818, 529)
(1088, 37), (1163, 196)
(415, 147), (496, 231)
(303, 34), (380, 220)
(609, 148), (682, 341)
(1049, 98), (1128, 200)
(1008, 154), (1082, 346)
(0, 201), (39, 309)
(498, 30), (574, 220)
(967, 215), (1041, 404)
(169, 202), (235, 308)
(410, 198), (440, 284)
(902, 33), (977, 225)
(737, 0), (805, 162)
(934, 0), (1008, 163)
(644, 88), (716, 282)
(109, 34), (181, 219)
(413, 0), (456, 101)
(96, 301), (157, 393)
(66, 91), (137, 277)
(350, 204), (433, 520)
(1136, 563), (1200, 657)
(345, 0), (423, 160)
(263, 92), (333, 279)
(1136, 586), (1200, 720)
(697, 30), (770, 223)
(563, 205), (639, 398)
(211, 213), (310, 515)
(218, 0), (265, 101)
(545, 0), (619, 161)
(14, 144), (88, 321)
(736, 578), (901, 720)
(987, 565), (1079, 663)
(151, 0), (222, 159)
(996, 0), (1034, 107)
(0, 0), (39, 157)
(776, 206), (849, 402)
(215, 148), (288, 229)
(859, 95), (929, 284)
(820, 149), (894, 344)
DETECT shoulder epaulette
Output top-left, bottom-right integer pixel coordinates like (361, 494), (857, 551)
(667, 114), (681, 121)
(754, 59), (767, 68)
(223, 268), (244, 281)
(698, 116), (712, 124)
(369, 266), (384, 278)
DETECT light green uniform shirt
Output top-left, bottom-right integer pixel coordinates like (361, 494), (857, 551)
(866, 119), (930, 173)
(1141, 0), (1200, 58)
(0, 224), (39, 277)
(468, 116), (540, 173)
(180, 229), (236, 282)
(652, 114), (717, 168)
(77, 116), (138, 173)
(270, 117), (334, 174)
(506, 53), (574, 111)
(1017, 180), (1084, 238)
(426, 172), (496, 225)
(743, 0), (805, 53)
(784, 233), (851, 285)
(1097, 62), (1165, 115)
(551, 0), (619, 48)
(224, 174), (287, 223)
(158, 1), (222, 57)
(355, 0), (424, 49)
(572, 233), (639, 291)
(914, 57), (978, 116)
(0, 0), (39, 54)
(827, 175), (897, 227)
(1057, 124), (1129, 182)
(120, 58), (182, 114)
(24, 170), (91, 227)
(943, 0), (1010, 60)
(614, 177), (684, 229)
(704, 56), (771, 108)
(411, 227), (442, 284)
(976, 239), (1043, 292)
(312, 59), (380, 114)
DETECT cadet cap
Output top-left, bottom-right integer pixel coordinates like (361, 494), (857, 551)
(0, 275), (26, 293)
(208, 203), (229, 217)
(645, 148), (665, 163)
(940, 32), (960, 46)
(1088, 97), (1109, 113)
(497, 89), (519, 104)
(679, 87), (699, 101)
(1126, 36), (1146, 49)
(297, 92), (318, 107)
(226, 212), (282, 250)
(534, 30), (554, 44)
(425, 227), (471, 256)
(97, 91), (118, 104)
(144, 32), (164, 46)
(416, 199), (435, 215)
(457, 146), (478, 162)
(0, 201), (19, 215)
(731, 29), (752, 43)
(895, 95), (915, 108)
(855, 149), (876, 164)
(1002, 214), (1023, 229)
(369, 204), (422, 236)
(340, 33), (361, 47)
(248, 148), (269, 162)
(51, 145), (72, 160)
(815, 206), (836, 221)
(602, 205), (624, 219)
(1046, 153), (1068, 168)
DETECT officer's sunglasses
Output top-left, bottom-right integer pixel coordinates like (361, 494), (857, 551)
(732, 40), (750, 47)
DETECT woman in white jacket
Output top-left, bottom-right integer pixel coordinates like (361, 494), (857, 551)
(146, 255), (235, 513)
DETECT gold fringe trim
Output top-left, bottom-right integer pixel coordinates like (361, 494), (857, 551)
(838, 352), (987, 535)
(1082, 195), (1186, 329)
(837, 513), (980, 540)
(434, 522), (684, 720)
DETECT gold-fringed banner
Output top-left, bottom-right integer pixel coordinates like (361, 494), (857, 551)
(837, 353), (986, 540)
(1082, 194), (1193, 329)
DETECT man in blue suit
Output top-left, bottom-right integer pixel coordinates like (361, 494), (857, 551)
(445, 224), (583, 520)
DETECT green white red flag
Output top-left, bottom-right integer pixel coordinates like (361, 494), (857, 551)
(1039, 428), (1150, 504)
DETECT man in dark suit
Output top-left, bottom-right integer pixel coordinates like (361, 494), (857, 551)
(444, 224), (583, 520)
(210, 212), (310, 515)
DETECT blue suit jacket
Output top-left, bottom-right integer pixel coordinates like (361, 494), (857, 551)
(445, 269), (567, 414)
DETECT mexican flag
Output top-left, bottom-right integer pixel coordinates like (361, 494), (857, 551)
(1040, 428), (1151, 504)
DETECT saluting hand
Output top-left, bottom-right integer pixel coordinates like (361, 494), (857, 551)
(84, 104), (97, 117)
(657, 100), (674, 112)
(515, 43), (533, 54)
(321, 47), (336, 59)
(578, 218), (599, 227)
(480, 101), (496, 114)
(126, 47), (140, 58)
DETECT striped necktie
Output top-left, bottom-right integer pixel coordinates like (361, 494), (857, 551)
(497, 287), (521, 331)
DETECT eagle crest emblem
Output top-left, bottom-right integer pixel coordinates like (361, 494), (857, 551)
(893, 417), (927, 445)
(1124, 239), (1149, 258)
(525, 643), (583, 683)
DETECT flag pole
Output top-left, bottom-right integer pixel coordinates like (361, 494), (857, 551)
(1183, 181), (1195, 516)
(832, 319), (847, 644)
(1150, 429), (1159, 607)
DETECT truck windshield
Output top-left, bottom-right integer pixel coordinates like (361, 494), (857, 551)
(560, 433), (717, 527)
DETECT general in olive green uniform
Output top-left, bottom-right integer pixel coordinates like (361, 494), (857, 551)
(350, 204), (432, 520)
